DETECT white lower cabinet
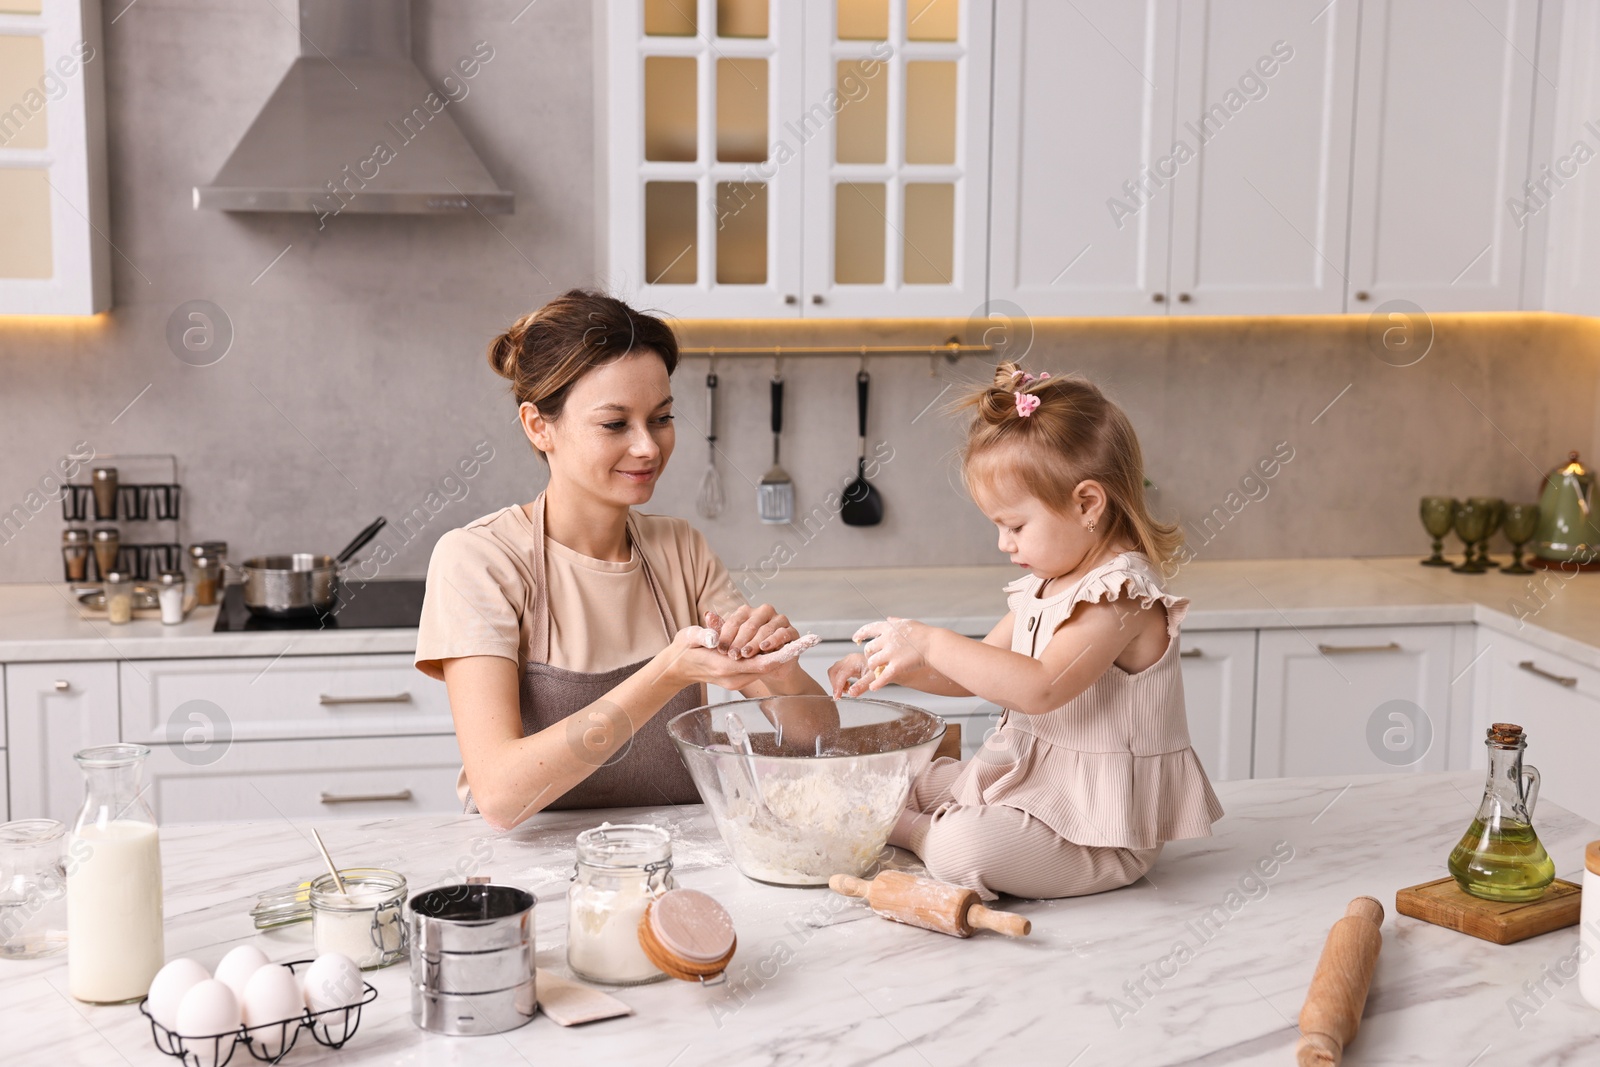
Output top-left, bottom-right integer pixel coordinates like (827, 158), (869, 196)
(1473, 628), (1600, 824)
(142, 735), (464, 824)
(119, 654), (454, 745)
(6, 661), (120, 823)
(1179, 630), (1258, 782)
(1254, 624), (1455, 777)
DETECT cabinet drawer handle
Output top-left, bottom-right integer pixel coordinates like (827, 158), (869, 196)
(1180, 648), (1203, 658)
(318, 692), (414, 706)
(1518, 660), (1578, 688)
(320, 789), (414, 805)
(1316, 641), (1401, 655)
(54, 679), (71, 691)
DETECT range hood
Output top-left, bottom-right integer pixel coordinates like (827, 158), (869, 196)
(194, 0), (512, 216)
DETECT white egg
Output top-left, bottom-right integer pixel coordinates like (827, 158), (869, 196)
(174, 979), (241, 1038)
(240, 965), (305, 1057)
(146, 958), (210, 1031)
(212, 943), (271, 1001)
(302, 952), (364, 1013)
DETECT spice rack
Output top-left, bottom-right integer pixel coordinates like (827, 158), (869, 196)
(60, 453), (182, 582)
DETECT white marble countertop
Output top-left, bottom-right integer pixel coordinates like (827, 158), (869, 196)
(0, 555), (1595, 666)
(5, 771), (1597, 1066)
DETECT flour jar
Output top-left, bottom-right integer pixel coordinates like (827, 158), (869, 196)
(310, 868), (407, 969)
(409, 880), (536, 1036)
(567, 823), (674, 985)
(1582, 840), (1600, 1010)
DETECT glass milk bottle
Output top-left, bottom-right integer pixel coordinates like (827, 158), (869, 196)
(67, 744), (165, 1003)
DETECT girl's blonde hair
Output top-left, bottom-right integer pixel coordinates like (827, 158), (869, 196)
(960, 361), (1182, 568)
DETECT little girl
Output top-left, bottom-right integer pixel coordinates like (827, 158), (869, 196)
(831, 364), (1223, 901)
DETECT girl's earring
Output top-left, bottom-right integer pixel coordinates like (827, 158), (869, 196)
(1087, 520), (1096, 533)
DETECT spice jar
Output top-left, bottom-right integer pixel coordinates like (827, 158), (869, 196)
(155, 571), (186, 625)
(1582, 840), (1600, 1010)
(567, 823), (674, 985)
(61, 529), (90, 582)
(91, 468), (118, 521)
(102, 571), (134, 625)
(91, 528), (119, 580)
(310, 868), (408, 969)
(191, 553), (221, 606)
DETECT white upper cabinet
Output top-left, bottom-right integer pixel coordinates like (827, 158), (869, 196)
(1346, 0), (1542, 312)
(601, 0), (992, 319)
(1167, 0), (1359, 315)
(989, 0), (1179, 317)
(1540, 0), (1600, 316)
(0, 0), (109, 316)
(801, 0), (992, 316)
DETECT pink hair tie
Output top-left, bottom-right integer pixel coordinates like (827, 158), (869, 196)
(1015, 392), (1040, 417)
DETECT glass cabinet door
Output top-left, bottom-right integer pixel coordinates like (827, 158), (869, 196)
(801, 0), (991, 317)
(0, 0), (109, 315)
(607, 0), (805, 318)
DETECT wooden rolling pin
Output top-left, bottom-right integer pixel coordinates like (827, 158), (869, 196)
(1296, 896), (1384, 1066)
(828, 871), (1032, 938)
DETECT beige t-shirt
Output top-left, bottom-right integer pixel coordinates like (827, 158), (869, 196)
(414, 503), (746, 679)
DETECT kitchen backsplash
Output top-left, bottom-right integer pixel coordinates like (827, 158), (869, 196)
(1, 0), (1597, 585)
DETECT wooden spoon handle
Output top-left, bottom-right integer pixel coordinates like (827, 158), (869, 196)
(966, 904), (1032, 938)
(829, 874), (871, 899)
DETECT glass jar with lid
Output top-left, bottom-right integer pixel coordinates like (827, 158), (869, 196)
(310, 868), (408, 969)
(61, 528), (90, 582)
(567, 823), (674, 985)
(0, 818), (69, 959)
(102, 571), (134, 625)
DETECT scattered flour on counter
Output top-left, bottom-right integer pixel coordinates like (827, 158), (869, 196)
(715, 763), (912, 885)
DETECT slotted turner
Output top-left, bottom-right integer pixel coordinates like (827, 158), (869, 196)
(758, 373), (794, 524)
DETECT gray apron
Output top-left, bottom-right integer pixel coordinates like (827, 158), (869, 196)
(464, 495), (705, 813)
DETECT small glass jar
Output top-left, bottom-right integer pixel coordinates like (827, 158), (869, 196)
(91, 467), (118, 521)
(191, 553), (221, 606)
(1582, 840), (1600, 1010)
(567, 824), (674, 985)
(91, 528), (119, 580)
(102, 571), (134, 625)
(61, 528), (90, 582)
(0, 819), (69, 959)
(155, 570), (186, 625)
(310, 868), (407, 969)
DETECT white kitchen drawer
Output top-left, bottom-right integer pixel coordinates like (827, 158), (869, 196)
(120, 655), (453, 745)
(6, 661), (120, 823)
(142, 734), (464, 823)
(1473, 629), (1600, 823)
(0, 756), (9, 822)
(1254, 624), (1455, 777)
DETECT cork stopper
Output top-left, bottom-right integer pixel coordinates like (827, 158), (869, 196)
(1487, 723), (1524, 746)
(1587, 840), (1600, 877)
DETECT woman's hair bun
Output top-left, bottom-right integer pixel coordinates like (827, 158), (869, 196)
(487, 313), (532, 381)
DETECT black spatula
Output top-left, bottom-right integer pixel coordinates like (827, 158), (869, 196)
(841, 370), (884, 526)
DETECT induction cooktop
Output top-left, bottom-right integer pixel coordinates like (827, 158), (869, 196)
(212, 579), (426, 632)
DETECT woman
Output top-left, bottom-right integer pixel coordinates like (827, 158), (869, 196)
(415, 290), (823, 829)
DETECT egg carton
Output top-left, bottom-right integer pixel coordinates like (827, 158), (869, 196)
(138, 960), (378, 1067)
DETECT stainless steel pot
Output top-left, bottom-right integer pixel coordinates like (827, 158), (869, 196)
(241, 517), (386, 617)
(409, 881), (537, 1036)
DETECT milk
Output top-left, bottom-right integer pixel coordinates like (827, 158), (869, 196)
(67, 820), (165, 1003)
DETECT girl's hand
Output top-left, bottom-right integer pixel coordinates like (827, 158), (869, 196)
(826, 652), (869, 698)
(707, 606), (798, 660)
(851, 617), (930, 694)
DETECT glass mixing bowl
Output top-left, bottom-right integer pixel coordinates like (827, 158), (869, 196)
(667, 695), (945, 887)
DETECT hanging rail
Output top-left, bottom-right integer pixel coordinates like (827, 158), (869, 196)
(677, 337), (989, 362)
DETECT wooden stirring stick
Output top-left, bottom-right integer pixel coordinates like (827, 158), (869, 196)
(1296, 896), (1384, 1066)
(311, 828), (347, 895)
(830, 871), (1032, 938)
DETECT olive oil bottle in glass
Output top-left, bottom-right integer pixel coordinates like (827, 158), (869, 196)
(1447, 723), (1555, 902)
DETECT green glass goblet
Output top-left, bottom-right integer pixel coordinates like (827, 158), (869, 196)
(1451, 499), (1490, 573)
(1469, 497), (1504, 568)
(1419, 496), (1457, 566)
(1499, 502), (1540, 574)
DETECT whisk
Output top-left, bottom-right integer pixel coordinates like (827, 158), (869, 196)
(696, 365), (725, 519)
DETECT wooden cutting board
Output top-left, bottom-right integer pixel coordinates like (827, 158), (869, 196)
(1395, 876), (1581, 944)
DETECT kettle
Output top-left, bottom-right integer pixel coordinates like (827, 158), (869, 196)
(1533, 451), (1600, 563)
